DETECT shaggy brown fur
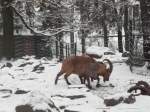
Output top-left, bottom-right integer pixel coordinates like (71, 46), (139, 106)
(80, 59), (113, 87)
(55, 56), (110, 89)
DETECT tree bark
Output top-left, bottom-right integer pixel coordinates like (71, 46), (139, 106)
(102, 4), (108, 47)
(70, 31), (74, 55)
(113, 6), (123, 53)
(129, 20), (133, 54)
(70, 5), (75, 55)
(59, 41), (64, 61)
(55, 39), (59, 58)
(124, 5), (129, 51)
(1, 0), (15, 59)
(81, 29), (86, 54)
(117, 28), (123, 53)
(78, 0), (89, 54)
(115, 9), (124, 53)
(59, 33), (64, 61)
(102, 20), (108, 47)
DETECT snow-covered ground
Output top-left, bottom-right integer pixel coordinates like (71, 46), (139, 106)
(0, 51), (150, 112)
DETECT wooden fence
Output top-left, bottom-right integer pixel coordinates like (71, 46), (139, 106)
(0, 35), (77, 59)
(0, 35), (52, 58)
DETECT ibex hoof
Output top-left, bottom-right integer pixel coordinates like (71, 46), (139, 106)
(68, 83), (71, 85)
(86, 85), (92, 89)
(96, 84), (101, 88)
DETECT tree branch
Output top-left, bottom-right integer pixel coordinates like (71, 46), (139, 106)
(11, 6), (74, 39)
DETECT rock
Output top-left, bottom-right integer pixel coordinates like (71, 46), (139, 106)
(16, 105), (48, 112)
(122, 52), (130, 57)
(52, 94), (86, 100)
(147, 63), (150, 70)
(32, 64), (45, 73)
(59, 106), (66, 109)
(104, 93), (136, 106)
(6, 62), (13, 68)
(104, 97), (123, 106)
(1, 62), (13, 69)
(103, 110), (107, 112)
(68, 85), (87, 89)
(123, 94), (136, 104)
(109, 83), (115, 87)
(19, 62), (33, 67)
(85, 53), (102, 59)
(0, 89), (12, 98)
(16, 105), (33, 112)
(64, 109), (79, 112)
(15, 90), (30, 94)
(0, 89), (12, 93)
(15, 92), (60, 112)
(104, 52), (115, 55)
(128, 81), (150, 96)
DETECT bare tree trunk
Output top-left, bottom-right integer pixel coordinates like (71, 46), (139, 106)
(113, 3), (123, 53)
(129, 20), (133, 54)
(1, 0), (15, 59)
(140, 0), (150, 60)
(81, 30), (86, 54)
(94, 0), (108, 47)
(115, 10), (123, 53)
(70, 32), (74, 55)
(59, 33), (64, 61)
(80, 14), (86, 54)
(117, 27), (123, 53)
(102, 19), (108, 47)
(78, 0), (89, 54)
(59, 41), (64, 61)
(124, 5), (129, 51)
(102, 4), (108, 47)
(70, 5), (75, 55)
(55, 39), (59, 58)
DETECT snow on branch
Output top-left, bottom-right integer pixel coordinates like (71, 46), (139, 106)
(11, 6), (74, 39)
(12, 6), (35, 33)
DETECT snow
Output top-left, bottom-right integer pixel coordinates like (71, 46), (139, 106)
(86, 46), (128, 63)
(0, 49), (150, 112)
(86, 46), (115, 56)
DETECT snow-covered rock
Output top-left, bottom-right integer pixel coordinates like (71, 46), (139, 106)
(86, 46), (115, 56)
(86, 46), (128, 63)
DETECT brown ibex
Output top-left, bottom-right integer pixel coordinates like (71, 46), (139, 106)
(80, 59), (113, 87)
(55, 56), (113, 89)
